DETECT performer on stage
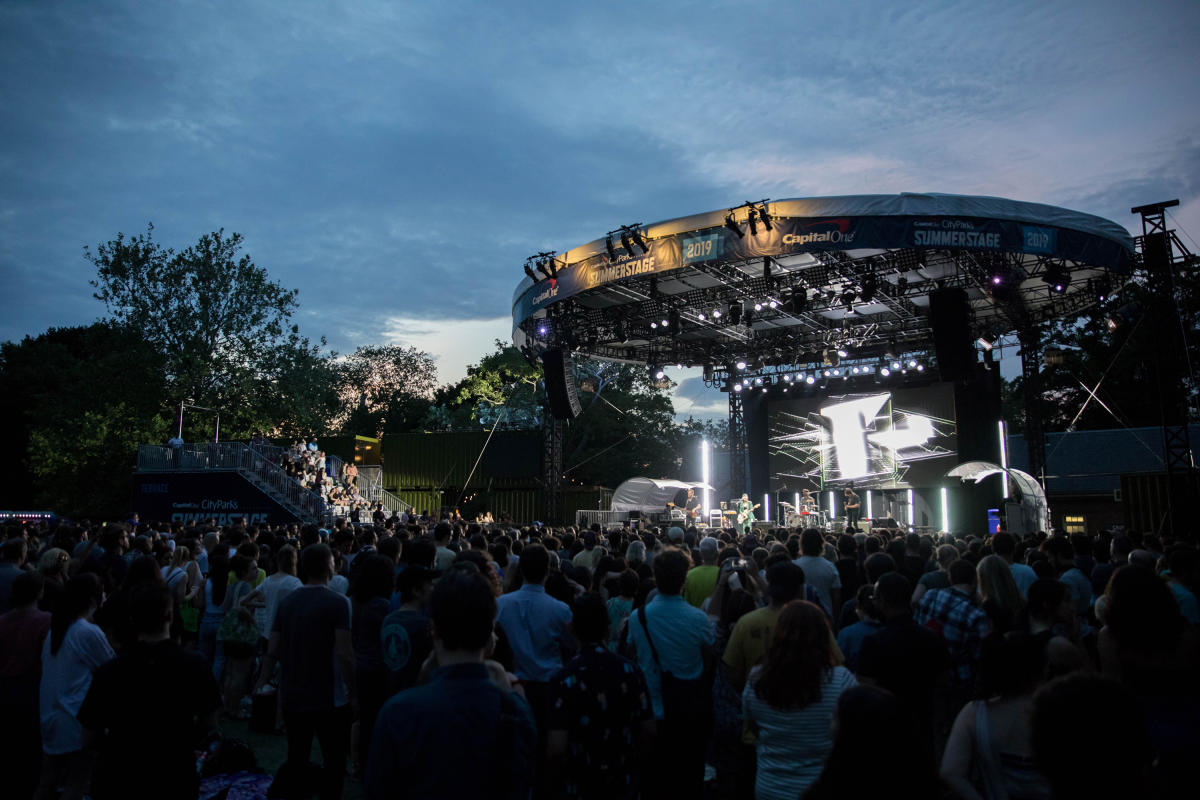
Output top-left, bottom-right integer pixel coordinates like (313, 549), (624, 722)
(800, 488), (816, 511)
(843, 487), (861, 532)
(735, 493), (759, 535)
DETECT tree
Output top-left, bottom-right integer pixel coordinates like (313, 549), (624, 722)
(330, 345), (438, 437)
(86, 225), (318, 431)
(0, 322), (169, 517)
(426, 341), (543, 431)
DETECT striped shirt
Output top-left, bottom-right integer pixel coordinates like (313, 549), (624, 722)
(742, 665), (857, 800)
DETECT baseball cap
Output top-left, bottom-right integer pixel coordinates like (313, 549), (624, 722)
(699, 537), (719, 556)
(667, 526), (685, 542)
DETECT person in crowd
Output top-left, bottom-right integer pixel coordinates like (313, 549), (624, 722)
(915, 559), (992, 691)
(1032, 674), (1153, 798)
(1164, 545), (1198, 624)
(77, 584), (220, 800)
(0, 537), (30, 613)
(255, 544), (356, 800)
(241, 545), (302, 649)
(36, 573), (115, 800)
(912, 543), (959, 605)
(432, 522), (456, 571)
(1097, 564), (1199, 791)
(349, 554), (395, 775)
(834, 533), (861, 600)
(572, 528), (605, 572)
(857, 572), (948, 770)
(836, 584), (885, 673)
(36, 547), (70, 615)
(1046, 536), (1093, 634)
(723, 560), (808, 693)
(742, 600), (856, 799)
(546, 592), (654, 799)
(1, 572), (51, 800)
(977, 554), (1024, 635)
(1024, 579), (1086, 680)
(380, 565), (435, 696)
(836, 552), (896, 630)
(794, 529), (842, 618)
(992, 532), (1037, 599)
(806, 685), (941, 798)
(218, 554), (258, 718)
(366, 566), (536, 800)
(940, 632), (1053, 799)
(606, 569), (639, 652)
(197, 551), (230, 679)
(626, 546), (716, 797)
(1090, 535), (1130, 597)
(682, 535), (721, 608)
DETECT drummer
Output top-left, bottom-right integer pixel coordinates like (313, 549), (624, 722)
(800, 488), (817, 512)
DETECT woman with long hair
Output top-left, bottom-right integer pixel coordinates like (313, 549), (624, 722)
(977, 554), (1024, 635)
(198, 551), (230, 679)
(36, 573), (115, 800)
(743, 600), (856, 799)
(36, 547), (71, 615)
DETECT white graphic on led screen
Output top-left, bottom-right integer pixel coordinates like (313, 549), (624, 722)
(769, 392), (954, 487)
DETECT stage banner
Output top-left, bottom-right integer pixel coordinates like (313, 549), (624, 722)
(514, 214), (1133, 324)
(134, 472), (301, 526)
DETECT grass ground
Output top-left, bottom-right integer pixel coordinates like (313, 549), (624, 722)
(216, 718), (365, 800)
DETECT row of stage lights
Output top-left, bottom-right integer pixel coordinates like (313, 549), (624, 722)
(728, 358), (926, 393)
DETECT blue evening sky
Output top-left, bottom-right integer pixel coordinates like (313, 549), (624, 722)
(2, 1), (1197, 420)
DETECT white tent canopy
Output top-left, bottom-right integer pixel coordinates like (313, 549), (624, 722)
(611, 477), (713, 513)
(946, 461), (1051, 533)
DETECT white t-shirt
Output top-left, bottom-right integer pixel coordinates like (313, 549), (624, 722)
(259, 572), (303, 638)
(794, 555), (842, 616)
(40, 618), (115, 754)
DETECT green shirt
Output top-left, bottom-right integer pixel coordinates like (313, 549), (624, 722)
(682, 564), (720, 608)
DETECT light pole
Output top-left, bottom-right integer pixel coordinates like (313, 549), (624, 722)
(179, 402), (221, 442)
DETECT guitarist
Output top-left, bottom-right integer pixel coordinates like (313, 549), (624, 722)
(735, 493), (759, 535)
(668, 489), (702, 523)
(843, 487), (861, 532)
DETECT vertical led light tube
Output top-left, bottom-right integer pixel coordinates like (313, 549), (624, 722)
(763, 493), (770, 525)
(794, 492), (801, 515)
(701, 439), (711, 520)
(828, 491), (836, 520)
(866, 490), (873, 519)
(998, 420), (1010, 497)
(906, 488), (914, 530)
(941, 487), (950, 532)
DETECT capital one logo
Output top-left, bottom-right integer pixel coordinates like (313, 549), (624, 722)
(819, 393), (936, 480)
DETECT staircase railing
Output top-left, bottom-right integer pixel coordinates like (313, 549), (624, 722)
(138, 443), (326, 523)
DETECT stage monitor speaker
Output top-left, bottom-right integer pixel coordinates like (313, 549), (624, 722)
(541, 348), (582, 420)
(929, 287), (974, 382)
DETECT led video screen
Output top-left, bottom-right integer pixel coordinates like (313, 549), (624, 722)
(768, 383), (957, 491)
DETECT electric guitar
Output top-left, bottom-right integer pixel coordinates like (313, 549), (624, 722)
(736, 503), (761, 524)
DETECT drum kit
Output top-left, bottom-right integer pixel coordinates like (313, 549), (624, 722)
(780, 500), (828, 529)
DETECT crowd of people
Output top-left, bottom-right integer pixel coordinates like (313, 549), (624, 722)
(265, 438), (374, 520)
(0, 512), (1197, 799)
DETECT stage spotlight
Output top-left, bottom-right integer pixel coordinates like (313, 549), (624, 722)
(712, 308), (723, 319)
(754, 377), (763, 386)
(908, 359), (917, 368)
(758, 203), (773, 231)
(620, 230), (635, 256)
(698, 311), (708, 322)
(754, 302), (763, 311)
(837, 348), (848, 358)
(630, 228), (648, 253)
(614, 321), (628, 343)
(805, 375), (815, 385)
(768, 300), (778, 309)
(763, 256), (773, 284)
(916, 364), (925, 372)
(649, 321), (658, 329)
(977, 332), (997, 351)
(784, 289), (808, 314)
(841, 289), (856, 309)
(668, 310), (680, 336)
(852, 366), (861, 374)
(1042, 262), (1070, 293)
(783, 374), (792, 382)
(743, 307), (755, 327)
(724, 213), (744, 238)
(736, 360), (747, 370)
(748, 207), (759, 237)
(892, 361), (901, 370)
(524, 262), (538, 282)
(660, 317), (669, 327)
(653, 366), (666, 380)
(537, 322), (550, 336)
(733, 382), (743, 392)
(605, 235), (617, 261)
(727, 303), (742, 325)
(897, 276), (909, 295)
(880, 364), (891, 377)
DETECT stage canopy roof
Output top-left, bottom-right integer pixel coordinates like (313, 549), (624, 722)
(611, 477), (711, 513)
(511, 193), (1135, 381)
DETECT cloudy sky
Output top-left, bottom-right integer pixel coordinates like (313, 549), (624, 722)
(2, 0), (1197, 420)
